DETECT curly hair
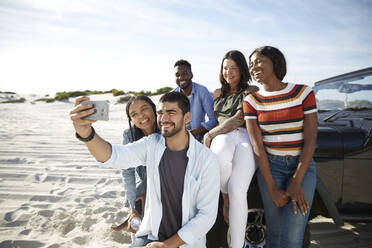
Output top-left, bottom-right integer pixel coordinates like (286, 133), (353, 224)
(174, 59), (192, 71)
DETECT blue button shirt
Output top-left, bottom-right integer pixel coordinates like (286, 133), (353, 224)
(174, 82), (217, 138)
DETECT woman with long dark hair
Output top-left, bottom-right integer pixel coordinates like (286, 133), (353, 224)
(112, 95), (158, 233)
(203, 50), (257, 248)
(244, 46), (317, 247)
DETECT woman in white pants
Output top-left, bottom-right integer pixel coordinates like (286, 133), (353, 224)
(204, 50), (257, 248)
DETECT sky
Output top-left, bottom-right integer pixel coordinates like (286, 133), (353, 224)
(1, 0), (372, 96)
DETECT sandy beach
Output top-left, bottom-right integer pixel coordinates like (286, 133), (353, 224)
(0, 94), (137, 247)
(0, 93), (371, 248)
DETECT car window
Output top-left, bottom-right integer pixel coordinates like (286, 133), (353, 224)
(315, 75), (372, 111)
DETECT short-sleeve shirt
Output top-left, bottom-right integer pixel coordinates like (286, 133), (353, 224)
(243, 83), (317, 156)
(158, 147), (189, 242)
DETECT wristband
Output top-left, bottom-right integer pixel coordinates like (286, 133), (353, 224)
(75, 127), (95, 142)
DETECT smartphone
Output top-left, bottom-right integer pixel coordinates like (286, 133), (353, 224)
(81, 100), (109, 121)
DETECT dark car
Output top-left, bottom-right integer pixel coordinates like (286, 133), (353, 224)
(207, 67), (372, 248)
(312, 66), (372, 223)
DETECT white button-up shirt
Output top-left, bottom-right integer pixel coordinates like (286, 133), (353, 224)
(101, 132), (220, 247)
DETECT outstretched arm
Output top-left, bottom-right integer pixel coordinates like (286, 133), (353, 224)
(69, 96), (112, 162)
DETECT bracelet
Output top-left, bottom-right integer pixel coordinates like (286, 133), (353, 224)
(75, 127), (95, 142)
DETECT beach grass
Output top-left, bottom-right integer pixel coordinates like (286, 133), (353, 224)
(34, 87), (173, 103)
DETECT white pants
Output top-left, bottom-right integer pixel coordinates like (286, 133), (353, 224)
(210, 128), (257, 248)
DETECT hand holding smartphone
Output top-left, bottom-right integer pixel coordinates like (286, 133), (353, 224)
(81, 100), (109, 121)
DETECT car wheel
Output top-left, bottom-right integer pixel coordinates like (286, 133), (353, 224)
(227, 208), (266, 248)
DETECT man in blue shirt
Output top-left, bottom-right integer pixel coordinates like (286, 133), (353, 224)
(173, 60), (217, 141)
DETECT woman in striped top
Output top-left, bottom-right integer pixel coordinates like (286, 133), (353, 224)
(243, 46), (318, 248)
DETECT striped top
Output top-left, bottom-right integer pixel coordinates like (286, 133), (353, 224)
(243, 83), (317, 156)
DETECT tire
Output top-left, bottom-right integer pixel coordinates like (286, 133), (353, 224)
(227, 208), (266, 248)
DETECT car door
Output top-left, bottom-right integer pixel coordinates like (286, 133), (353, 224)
(342, 127), (372, 213)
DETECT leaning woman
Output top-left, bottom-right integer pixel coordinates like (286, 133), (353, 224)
(243, 46), (317, 248)
(203, 50), (257, 248)
(112, 95), (158, 234)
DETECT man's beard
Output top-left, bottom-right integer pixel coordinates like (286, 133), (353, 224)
(160, 122), (183, 138)
(179, 80), (191, 90)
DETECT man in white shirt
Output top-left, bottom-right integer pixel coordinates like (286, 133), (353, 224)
(70, 92), (220, 248)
